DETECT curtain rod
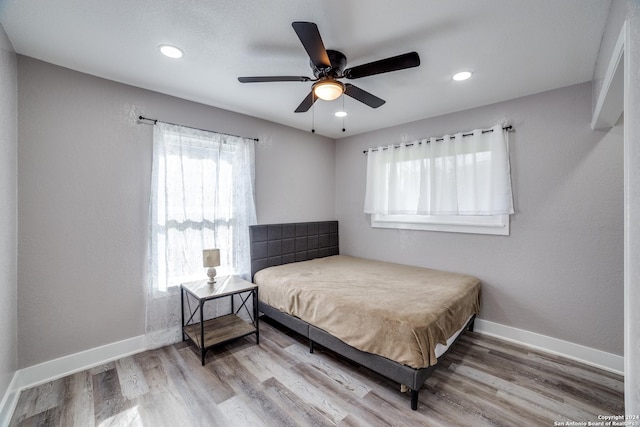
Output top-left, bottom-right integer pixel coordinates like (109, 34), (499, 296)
(362, 125), (513, 154)
(138, 116), (259, 142)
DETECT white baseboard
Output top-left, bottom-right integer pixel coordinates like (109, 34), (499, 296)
(0, 334), (147, 427)
(474, 319), (624, 375)
(15, 335), (147, 390)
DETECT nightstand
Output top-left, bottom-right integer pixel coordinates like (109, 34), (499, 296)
(180, 276), (259, 365)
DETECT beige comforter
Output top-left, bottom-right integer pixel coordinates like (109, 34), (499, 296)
(254, 255), (480, 368)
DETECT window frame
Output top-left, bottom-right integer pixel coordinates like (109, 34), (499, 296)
(149, 122), (256, 294)
(364, 125), (513, 236)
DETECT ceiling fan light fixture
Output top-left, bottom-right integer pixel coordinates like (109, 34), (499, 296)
(313, 80), (344, 101)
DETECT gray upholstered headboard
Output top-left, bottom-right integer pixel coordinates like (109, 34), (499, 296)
(249, 221), (339, 279)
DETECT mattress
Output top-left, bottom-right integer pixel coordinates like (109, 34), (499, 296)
(254, 255), (480, 368)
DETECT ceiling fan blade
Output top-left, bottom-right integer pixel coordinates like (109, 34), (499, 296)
(292, 22), (331, 70)
(238, 76), (311, 83)
(344, 84), (385, 108)
(294, 92), (317, 113)
(344, 52), (420, 79)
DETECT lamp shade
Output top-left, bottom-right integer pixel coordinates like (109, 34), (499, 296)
(203, 249), (220, 267)
(313, 80), (344, 101)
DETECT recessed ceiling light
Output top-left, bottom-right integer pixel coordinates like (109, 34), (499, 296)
(159, 44), (183, 59)
(335, 111), (348, 117)
(453, 71), (472, 81)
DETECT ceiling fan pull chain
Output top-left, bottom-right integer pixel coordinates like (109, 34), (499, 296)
(311, 93), (316, 133)
(342, 94), (346, 133)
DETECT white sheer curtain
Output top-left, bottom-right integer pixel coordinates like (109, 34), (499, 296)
(145, 122), (256, 348)
(364, 124), (514, 216)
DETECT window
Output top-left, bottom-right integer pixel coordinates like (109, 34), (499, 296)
(149, 122), (256, 293)
(364, 124), (513, 235)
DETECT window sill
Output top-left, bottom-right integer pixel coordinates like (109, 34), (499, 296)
(371, 214), (510, 236)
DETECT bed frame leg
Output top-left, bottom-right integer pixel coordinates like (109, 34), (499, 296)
(309, 340), (314, 353)
(467, 317), (475, 332)
(410, 389), (419, 410)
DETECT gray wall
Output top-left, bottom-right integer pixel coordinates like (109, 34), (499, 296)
(0, 23), (18, 400)
(17, 56), (335, 368)
(336, 81), (624, 355)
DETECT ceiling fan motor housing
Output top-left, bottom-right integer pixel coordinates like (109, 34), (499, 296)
(312, 49), (347, 78)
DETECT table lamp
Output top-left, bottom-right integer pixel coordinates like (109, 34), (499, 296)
(203, 248), (220, 284)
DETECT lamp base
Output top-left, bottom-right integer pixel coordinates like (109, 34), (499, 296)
(207, 267), (217, 284)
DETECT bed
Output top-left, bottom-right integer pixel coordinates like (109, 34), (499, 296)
(249, 221), (480, 410)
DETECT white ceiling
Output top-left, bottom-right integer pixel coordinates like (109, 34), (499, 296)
(0, 0), (611, 139)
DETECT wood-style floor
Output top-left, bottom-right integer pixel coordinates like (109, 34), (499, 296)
(10, 318), (624, 426)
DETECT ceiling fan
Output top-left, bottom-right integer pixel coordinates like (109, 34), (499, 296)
(238, 21), (421, 113)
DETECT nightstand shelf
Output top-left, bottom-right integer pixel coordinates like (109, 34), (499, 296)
(183, 314), (256, 349)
